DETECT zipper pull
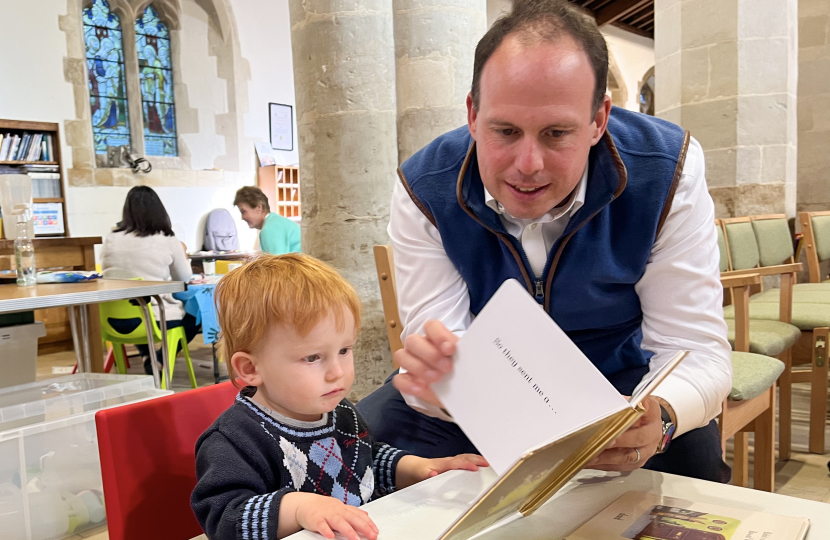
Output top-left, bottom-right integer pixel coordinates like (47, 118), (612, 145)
(535, 279), (544, 303)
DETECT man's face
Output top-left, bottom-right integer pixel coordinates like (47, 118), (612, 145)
(468, 34), (611, 220)
(237, 202), (267, 230)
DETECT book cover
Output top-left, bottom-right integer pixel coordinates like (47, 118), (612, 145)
(567, 492), (809, 540)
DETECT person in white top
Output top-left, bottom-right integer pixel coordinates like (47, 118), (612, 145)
(101, 186), (200, 375)
(356, 0), (732, 482)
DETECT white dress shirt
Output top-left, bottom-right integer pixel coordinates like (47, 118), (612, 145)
(388, 136), (732, 437)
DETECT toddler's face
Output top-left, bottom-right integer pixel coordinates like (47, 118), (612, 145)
(250, 306), (357, 422)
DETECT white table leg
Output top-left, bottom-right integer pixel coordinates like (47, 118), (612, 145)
(152, 295), (172, 390)
(135, 297), (166, 389)
(78, 305), (92, 373)
(67, 306), (85, 373)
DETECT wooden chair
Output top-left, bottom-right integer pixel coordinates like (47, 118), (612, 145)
(374, 245), (403, 361)
(799, 210), (830, 284)
(719, 272), (784, 492)
(721, 215), (829, 454)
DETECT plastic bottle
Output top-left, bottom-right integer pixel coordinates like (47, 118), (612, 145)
(15, 219), (36, 287)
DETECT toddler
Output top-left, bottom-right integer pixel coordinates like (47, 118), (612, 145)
(191, 254), (486, 540)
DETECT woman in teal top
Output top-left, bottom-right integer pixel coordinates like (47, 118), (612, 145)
(233, 186), (301, 254)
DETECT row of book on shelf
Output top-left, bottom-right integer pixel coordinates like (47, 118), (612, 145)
(0, 132), (56, 162)
(0, 164), (61, 199)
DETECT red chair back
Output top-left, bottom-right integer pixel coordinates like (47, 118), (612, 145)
(95, 382), (238, 540)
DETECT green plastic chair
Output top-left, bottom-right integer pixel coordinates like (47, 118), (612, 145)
(99, 299), (198, 389)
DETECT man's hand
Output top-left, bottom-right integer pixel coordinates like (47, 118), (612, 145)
(290, 493), (378, 540)
(395, 454), (489, 489)
(586, 396), (662, 472)
(392, 319), (458, 408)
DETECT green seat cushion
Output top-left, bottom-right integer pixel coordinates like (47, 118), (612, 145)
(793, 283), (830, 294)
(724, 319), (801, 356)
(729, 352), (784, 401)
(812, 215), (830, 262)
(751, 286), (830, 303)
(723, 300), (830, 329)
(724, 222), (761, 270)
(751, 219), (794, 267)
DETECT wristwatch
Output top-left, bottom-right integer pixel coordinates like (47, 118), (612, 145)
(656, 406), (676, 454)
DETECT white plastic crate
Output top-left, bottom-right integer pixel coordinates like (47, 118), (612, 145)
(0, 388), (171, 540)
(0, 374), (156, 432)
(0, 322), (46, 389)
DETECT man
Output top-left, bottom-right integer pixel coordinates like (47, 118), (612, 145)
(357, 0), (732, 482)
(233, 186), (301, 255)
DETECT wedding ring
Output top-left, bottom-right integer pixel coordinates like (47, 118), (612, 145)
(634, 448), (641, 463)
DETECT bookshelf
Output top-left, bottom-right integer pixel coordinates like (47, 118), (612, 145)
(0, 119), (68, 237)
(257, 165), (301, 221)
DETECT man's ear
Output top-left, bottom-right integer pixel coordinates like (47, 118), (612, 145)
(231, 351), (262, 387)
(590, 95), (612, 146)
(466, 92), (478, 140)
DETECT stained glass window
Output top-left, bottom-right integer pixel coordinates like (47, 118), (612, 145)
(136, 5), (178, 157)
(83, 0), (131, 154)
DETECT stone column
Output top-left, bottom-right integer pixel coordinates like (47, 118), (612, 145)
(289, 0), (399, 399)
(393, 0), (487, 162)
(654, 0), (798, 218)
(797, 0), (830, 213)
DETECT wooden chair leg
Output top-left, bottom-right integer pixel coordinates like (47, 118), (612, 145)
(809, 328), (829, 454)
(778, 349), (793, 461)
(733, 432), (749, 488)
(754, 387), (776, 492)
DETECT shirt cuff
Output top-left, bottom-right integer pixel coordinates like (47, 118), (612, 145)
(649, 375), (713, 437)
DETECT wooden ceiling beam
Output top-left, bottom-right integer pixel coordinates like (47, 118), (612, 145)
(628, 7), (654, 26)
(595, 0), (652, 27)
(611, 20), (653, 39)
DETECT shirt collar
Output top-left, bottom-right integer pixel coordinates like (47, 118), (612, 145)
(484, 164), (589, 224)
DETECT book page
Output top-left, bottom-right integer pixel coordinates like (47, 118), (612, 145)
(433, 279), (629, 476)
(567, 491), (809, 540)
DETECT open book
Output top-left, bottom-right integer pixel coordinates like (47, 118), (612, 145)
(432, 279), (687, 540)
(567, 491), (809, 540)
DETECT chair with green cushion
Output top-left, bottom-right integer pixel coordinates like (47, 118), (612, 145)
(716, 220), (802, 460)
(720, 216), (829, 455)
(720, 272), (783, 492)
(800, 211), (830, 284)
(99, 299), (198, 390)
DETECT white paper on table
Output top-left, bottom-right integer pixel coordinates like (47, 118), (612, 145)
(432, 279), (630, 476)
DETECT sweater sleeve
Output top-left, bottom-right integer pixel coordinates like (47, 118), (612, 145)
(191, 430), (291, 540)
(169, 236), (192, 282)
(370, 442), (407, 496)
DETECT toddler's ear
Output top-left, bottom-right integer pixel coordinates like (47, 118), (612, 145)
(231, 351), (261, 387)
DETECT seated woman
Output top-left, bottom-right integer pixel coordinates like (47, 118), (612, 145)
(101, 185), (200, 374)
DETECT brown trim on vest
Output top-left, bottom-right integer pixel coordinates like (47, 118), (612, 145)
(543, 130), (629, 312)
(397, 167), (436, 228)
(655, 130), (691, 238)
(455, 140), (536, 297)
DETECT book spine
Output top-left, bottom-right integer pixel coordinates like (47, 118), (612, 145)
(31, 134), (43, 161)
(17, 133), (30, 160)
(45, 134), (53, 162)
(9, 135), (21, 161)
(0, 134), (9, 160)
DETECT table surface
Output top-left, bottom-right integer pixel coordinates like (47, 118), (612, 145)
(0, 279), (184, 314)
(248, 468), (830, 540)
(187, 251), (258, 261)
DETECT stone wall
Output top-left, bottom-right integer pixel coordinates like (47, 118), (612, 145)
(797, 0), (830, 213)
(655, 0), (799, 218)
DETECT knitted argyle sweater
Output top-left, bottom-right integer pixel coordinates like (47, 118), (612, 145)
(191, 387), (408, 540)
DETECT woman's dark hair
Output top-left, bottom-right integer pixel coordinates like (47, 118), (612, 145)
(471, 0), (608, 117)
(114, 185), (175, 237)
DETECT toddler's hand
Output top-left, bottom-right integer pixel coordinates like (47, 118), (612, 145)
(295, 495), (378, 540)
(423, 454), (489, 479)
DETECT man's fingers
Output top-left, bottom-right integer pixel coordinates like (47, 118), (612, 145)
(400, 334), (447, 377)
(587, 446), (649, 471)
(423, 319), (458, 358)
(392, 372), (443, 407)
(608, 423), (652, 449)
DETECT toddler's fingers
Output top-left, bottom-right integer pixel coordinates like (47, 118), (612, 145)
(345, 510), (379, 539)
(314, 519), (335, 540)
(328, 515), (360, 540)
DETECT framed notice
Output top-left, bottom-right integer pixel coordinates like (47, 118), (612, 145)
(269, 103), (294, 151)
(33, 202), (65, 236)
